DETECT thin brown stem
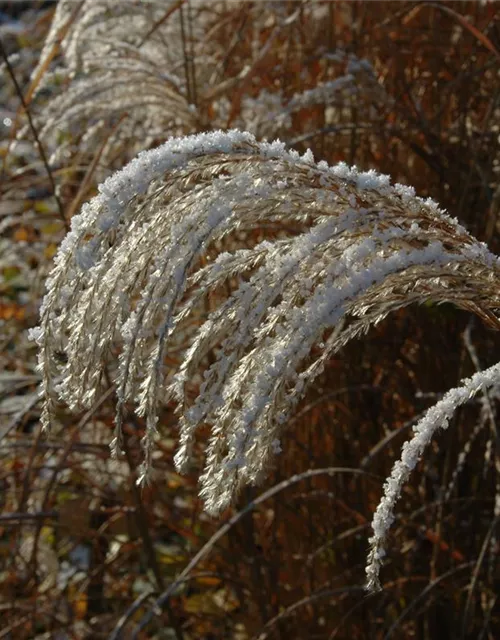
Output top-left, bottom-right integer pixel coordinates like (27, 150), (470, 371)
(0, 38), (68, 231)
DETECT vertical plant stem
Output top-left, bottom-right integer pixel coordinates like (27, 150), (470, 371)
(0, 38), (68, 231)
(122, 428), (184, 640)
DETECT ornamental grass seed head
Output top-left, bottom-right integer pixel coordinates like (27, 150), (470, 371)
(31, 129), (500, 590)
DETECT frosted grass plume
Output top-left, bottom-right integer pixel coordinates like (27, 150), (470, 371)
(31, 130), (500, 591)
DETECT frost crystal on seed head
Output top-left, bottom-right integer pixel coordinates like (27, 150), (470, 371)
(33, 130), (500, 588)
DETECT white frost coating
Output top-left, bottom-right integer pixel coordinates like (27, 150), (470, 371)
(366, 361), (500, 592)
(51, 127), (484, 286)
(286, 76), (357, 111)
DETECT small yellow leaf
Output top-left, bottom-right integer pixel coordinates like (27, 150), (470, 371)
(72, 592), (88, 619)
(44, 243), (58, 259)
(34, 201), (56, 215)
(41, 222), (64, 235)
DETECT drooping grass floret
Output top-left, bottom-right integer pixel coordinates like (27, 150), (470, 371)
(31, 130), (500, 590)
